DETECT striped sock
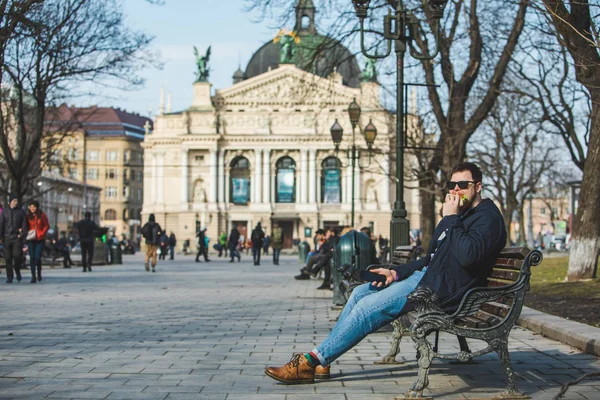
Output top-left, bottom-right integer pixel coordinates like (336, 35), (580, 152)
(304, 352), (320, 367)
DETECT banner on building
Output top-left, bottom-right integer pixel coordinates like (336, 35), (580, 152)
(277, 169), (295, 203)
(232, 178), (249, 204)
(323, 169), (341, 203)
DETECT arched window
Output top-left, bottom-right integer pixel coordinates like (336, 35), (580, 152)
(230, 156), (251, 205)
(321, 157), (342, 203)
(276, 156), (296, 203)
(104, 209), (117, 220)
(301, 15), (310, 29)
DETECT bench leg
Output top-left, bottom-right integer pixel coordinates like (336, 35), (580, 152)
(492, 340), (530, 400)
(375, 318), (406, 364)
(395, 336), (433, 399)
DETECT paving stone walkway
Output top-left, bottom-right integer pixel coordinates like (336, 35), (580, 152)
(0, 253), (598, 399)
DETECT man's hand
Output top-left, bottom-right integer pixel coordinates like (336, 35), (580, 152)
(369, 268), (397, 288)
(443, 193), (460, 217)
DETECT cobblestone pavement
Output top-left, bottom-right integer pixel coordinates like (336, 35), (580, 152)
(0, 253), (599, 400)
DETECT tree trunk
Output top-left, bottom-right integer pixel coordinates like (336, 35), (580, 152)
(567, 97), (600, 280)
(419, 171), (437, 253)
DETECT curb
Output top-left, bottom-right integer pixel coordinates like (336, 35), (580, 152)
(518, 306), (600, 356)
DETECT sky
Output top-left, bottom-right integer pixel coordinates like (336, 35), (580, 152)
(85, 0), (287, 117)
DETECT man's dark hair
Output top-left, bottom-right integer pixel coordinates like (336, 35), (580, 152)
(360, 227), (372, 236)
(84, 211), (91, 219)
(315, 229), (325, 235)
(148, 213), (155, 222)
(451, 162), (483, 183)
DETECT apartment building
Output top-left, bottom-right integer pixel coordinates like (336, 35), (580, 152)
(46, 105), (151, 239)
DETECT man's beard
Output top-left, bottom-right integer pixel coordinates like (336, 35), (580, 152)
(459, 195), (473, 212)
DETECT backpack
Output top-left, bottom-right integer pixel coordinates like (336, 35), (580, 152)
(251, 229), (260, 242)
(151, 224), (160, 244)
(273, 228), (282, 244)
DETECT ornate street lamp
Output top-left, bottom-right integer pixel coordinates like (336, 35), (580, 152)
(330, 119), (344, 151)
(330, 99), (377, 228)
(351, 0), (448, 249)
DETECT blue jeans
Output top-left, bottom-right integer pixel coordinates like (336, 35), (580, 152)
(27, 240), (44, 275)
(305, 251), (316, 264)
(229, 244), (240, 261)
(273, 248), (281, 264)
(313, 268), (427, 366)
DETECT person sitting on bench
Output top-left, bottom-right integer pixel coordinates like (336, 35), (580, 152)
(265, 162), (507, 384)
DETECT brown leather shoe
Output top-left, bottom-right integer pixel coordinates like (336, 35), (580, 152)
(265, 353), (315, 384)
(315, 364), (330, 379)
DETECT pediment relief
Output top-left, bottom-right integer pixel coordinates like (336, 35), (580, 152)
(216, 65), (359, 108)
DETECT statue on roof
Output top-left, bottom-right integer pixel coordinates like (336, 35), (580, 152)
(362, 58), (377, 82)
(273, 30), (300, 64)
(193, 45), (211, 82)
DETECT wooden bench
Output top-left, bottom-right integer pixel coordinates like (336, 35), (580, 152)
(395, 247), (543, 399)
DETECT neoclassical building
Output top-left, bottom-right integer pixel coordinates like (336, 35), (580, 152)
(142, 0), (422, 248)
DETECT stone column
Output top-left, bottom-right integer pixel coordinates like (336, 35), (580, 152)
(382, 153), (390, 204)
(218, 149), (225, 204)
(209, 150), (218, 203)
(181, 150), (188, 206)
(300, 149), (308, 203)
(254, 149), (262, 204)
(308, 149), (316, 204)
(151, 152), (157, 204)
(157, 152), (164, 204)
(263, 149), (270, 204)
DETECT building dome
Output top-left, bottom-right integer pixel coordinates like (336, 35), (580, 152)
(243, 0), (361, 88)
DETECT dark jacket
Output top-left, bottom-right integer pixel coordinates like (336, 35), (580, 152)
(196, 230), (206, 249)
(228, 228), (240, 248)
(0, 206), (28, 241)
(251, 224), (265, 247)
(159, 233), (168, 248)
(393, 199), (507, 314)
(168, 234), (177, 246)
(141, 221), (162, 245)
(76, 218), (98, 242)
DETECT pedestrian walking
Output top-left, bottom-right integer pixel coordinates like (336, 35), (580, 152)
(25, 200), (50, 283)
(141, 214), (162, 272)
(168, 232), (177, 260)
(0, 194), (28, 283)
(195, 227), (210, 262)
(263, 234), (270, 255)
(56, 231), (74, 268)
(75, 212), (98, 272)
(228, 225), (241, 263)
(271, 223), (284, 265)
(250, 222), (265, 266)
(218, 231), (227, 257)
(158, 231), (168, 261)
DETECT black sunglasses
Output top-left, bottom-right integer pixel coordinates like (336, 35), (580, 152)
(446, 181), (478, 190)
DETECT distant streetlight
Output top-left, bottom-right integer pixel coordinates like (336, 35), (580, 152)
(330, 98), (377, 228)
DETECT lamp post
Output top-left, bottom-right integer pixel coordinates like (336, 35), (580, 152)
(330, 98), (377, 228)
(351, 0), (448, 248)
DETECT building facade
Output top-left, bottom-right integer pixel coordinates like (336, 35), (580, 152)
(46, 105), (151, 239)
(37, 173), (102, 236)
(142, 1), (423, 248)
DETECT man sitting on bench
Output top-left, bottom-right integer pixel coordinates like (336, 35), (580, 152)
(265, 162), (507, 384)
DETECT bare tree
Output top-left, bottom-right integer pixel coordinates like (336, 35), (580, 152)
(0, 0), (154, 203)
(537, 0), (600, 280)
(469, 92), (558, 244)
